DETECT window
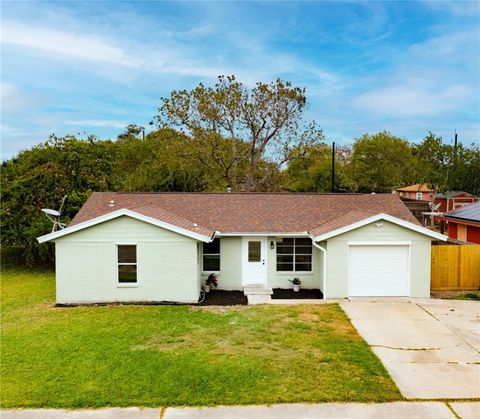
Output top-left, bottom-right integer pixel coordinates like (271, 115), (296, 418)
(248, 241), (261, 262)
(276, 238), (312, 272)
(117, 245), (137, 283)
(416, 192), (422, 200)
(203, 238), (220, 271)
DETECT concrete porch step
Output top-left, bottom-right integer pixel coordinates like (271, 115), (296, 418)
(247, 294), (272, 305)
(243, 286), (273, 296)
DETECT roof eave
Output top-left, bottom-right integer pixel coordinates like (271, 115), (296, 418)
(37, 209), (213, 243)
(312, 213), (447, 242)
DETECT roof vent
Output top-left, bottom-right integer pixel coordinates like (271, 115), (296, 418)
(227, 187), (232, 193)
(193, 223), (198, 228)
(109, 200), (115, 207)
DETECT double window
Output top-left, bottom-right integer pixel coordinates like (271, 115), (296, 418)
(203, 238), (220, 271)
(276, 238), (312, 272)
(117, 245), (137, 283)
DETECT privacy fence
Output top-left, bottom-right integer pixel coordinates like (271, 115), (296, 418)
(431, 244), (480, 290)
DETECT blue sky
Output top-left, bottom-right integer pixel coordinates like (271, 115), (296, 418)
(1, 1), (479, 160)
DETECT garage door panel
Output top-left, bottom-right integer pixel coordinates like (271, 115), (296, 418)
(348, 245), (409, 297)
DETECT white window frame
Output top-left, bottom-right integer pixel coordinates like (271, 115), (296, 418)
(202, 238), (221, 273)
(116, 243), (138, 288)
(416, 192), (422, 200)
(276, 237), (313, 273)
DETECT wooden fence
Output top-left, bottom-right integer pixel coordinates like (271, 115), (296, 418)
(431, 245), (480, 290)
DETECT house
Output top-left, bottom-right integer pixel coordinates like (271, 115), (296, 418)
(434, 191), (476, 212)
(37, 192), (446, 304)
(396, 184), (434, 201)
(437, 202), (480, 244)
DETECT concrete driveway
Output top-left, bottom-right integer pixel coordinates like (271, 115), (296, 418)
(340, 298), (480, 399)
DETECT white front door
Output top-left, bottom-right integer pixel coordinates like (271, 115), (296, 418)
(242, 237), (267, 286)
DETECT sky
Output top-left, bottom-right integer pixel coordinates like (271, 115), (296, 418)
(1, 0), (479, 160)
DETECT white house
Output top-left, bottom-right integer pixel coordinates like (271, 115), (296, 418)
(38, 192), (446, 304)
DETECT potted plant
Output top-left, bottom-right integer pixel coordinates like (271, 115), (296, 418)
(204, 273), (218, 293)
(289, 277), (301, 292)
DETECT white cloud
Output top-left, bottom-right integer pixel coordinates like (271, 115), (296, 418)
(1, 22), (140, 67)
(352, 82), (470, 116)
(422, 1), (480, 17)
(63, 119), (127, 129)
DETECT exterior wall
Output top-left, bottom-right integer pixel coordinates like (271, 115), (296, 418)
(467, 225), (480, 244)
(325, 221), (432, 299)
(435, 195), (475, 212)
(200, 237), (243, 289)
(200, 236), (324, 291)
(266, 237), (324, 290)
(55, 216), (200, 304)
(448, 222), (458, 239)
(398, 191), (433, 201)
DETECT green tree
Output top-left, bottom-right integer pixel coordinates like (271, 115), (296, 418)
(1, 135), (115, 265)
(153, 75), (324, 191)
(350, 131), (415, 193)
(284, 143), (350, 192)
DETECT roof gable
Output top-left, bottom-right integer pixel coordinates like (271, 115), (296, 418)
(312, 213), (446, 241)
(37, 209), (214, 243)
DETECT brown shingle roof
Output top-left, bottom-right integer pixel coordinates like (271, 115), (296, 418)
(70, 192), (418, 236)
(397, 183), (433, 192)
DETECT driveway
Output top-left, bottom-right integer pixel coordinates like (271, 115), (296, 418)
(340, 298), (480, 399)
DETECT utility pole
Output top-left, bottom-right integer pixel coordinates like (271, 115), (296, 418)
(331, 141), (335, 193)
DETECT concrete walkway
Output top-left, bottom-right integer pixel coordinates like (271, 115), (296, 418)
(340, 299), (480, 399)
(2, 402), (479, 419)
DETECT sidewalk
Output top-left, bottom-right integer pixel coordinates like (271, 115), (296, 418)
(2, 402), (479, 419)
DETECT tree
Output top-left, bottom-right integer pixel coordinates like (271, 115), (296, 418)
(117, 124), (145, 142)
(284, 143), (351, 192)
(350, 131), (416, 193)
(153, 75), (324, 191)
(1, 135), (116, 265)
(413, 133), (480, 195)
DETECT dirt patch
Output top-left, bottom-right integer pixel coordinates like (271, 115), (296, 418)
(272, 288), (323, 299)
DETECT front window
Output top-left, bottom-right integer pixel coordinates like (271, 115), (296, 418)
(117, 245), (137, 283)
(203, 238), (220, 271)
(276, 238), (312, 272)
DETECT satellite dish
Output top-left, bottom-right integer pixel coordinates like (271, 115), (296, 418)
(429, 202), (441, 212)
(41, 195), (67, 232)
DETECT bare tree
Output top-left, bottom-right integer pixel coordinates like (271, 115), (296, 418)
(153, 75), (324, 191)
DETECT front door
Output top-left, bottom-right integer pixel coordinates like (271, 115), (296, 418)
(242, 237), (267, 286)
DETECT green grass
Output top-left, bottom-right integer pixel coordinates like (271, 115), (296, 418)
(1, 268), (401, 408)
(448, 292), (480, 301)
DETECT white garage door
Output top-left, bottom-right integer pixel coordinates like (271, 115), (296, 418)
(348, 245), (410, 297)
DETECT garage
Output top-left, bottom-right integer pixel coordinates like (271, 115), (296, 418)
(348, 244), (410, 297)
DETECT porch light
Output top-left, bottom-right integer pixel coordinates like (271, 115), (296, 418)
(270, 240), (275, 249)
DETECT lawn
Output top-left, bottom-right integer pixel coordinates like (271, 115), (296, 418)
(0, 269), (401, 408)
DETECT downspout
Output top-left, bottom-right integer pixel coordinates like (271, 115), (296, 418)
(310, 236), (327, 299)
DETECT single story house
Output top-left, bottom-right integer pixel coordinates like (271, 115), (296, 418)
(37, 192), (446, 304)
(396, 183), (434, 201)
(437, 202), (480, 244)
(434, 191), (476, 212)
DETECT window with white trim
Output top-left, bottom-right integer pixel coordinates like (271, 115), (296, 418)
(276, 238), (312, 272)
(117, 245), (137, 283)
(203, 238), (220, 271)
(416, 192), (422, 200)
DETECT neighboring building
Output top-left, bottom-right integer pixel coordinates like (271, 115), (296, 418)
(396, 184), (434, 201)
(434, 191), (476, 212)
(38, 192), (445, 304)
(438, 202), (480, 244)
